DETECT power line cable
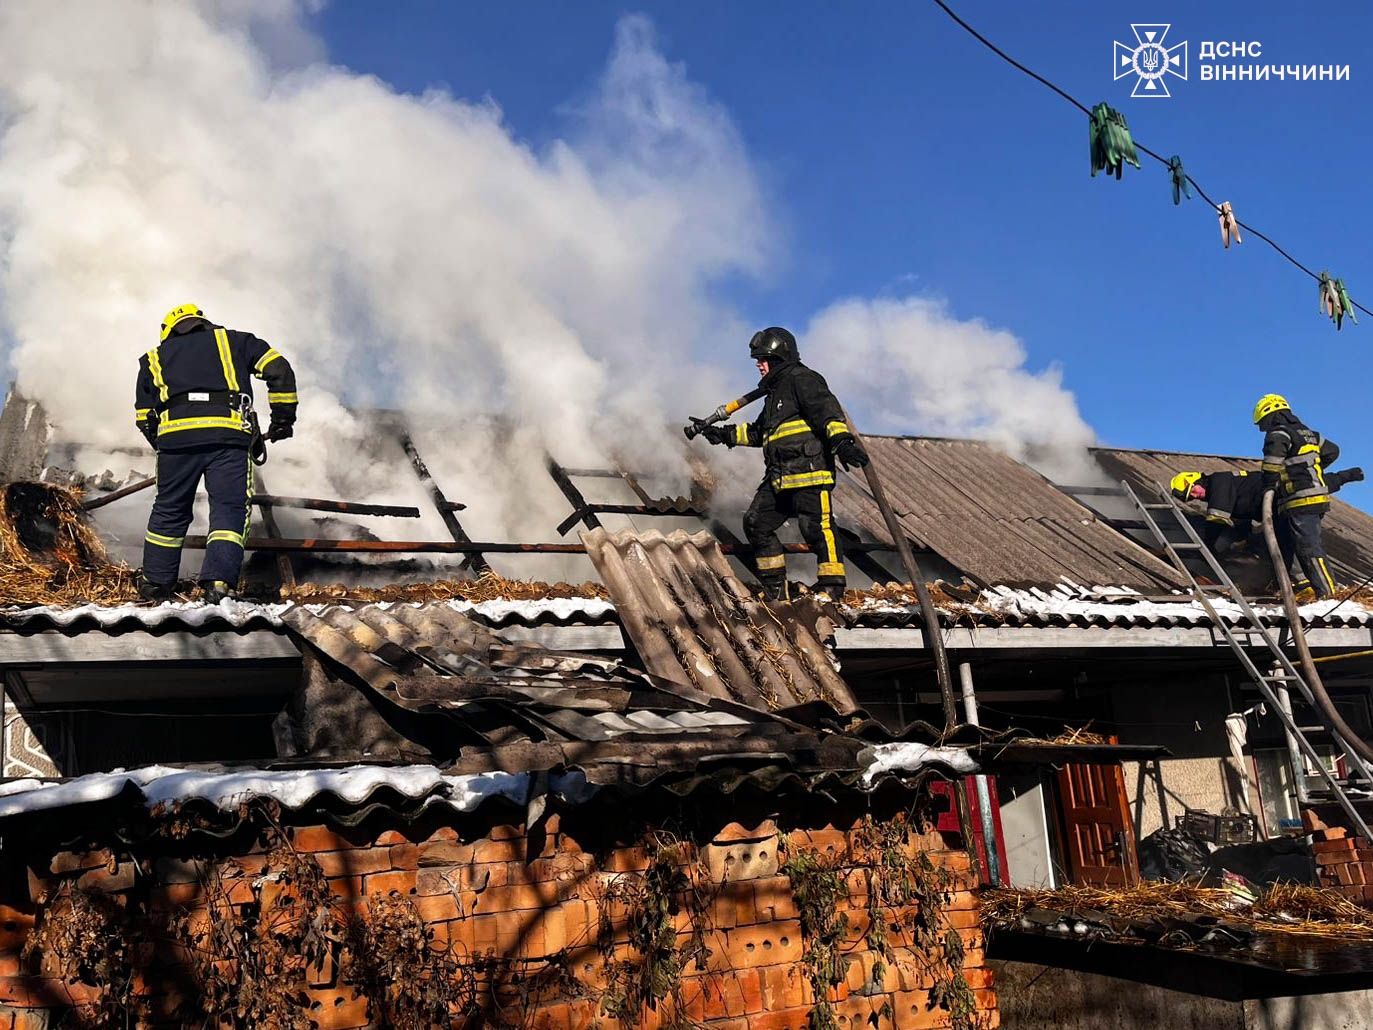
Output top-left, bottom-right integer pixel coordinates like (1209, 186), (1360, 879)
(931, 0), (1372, 321)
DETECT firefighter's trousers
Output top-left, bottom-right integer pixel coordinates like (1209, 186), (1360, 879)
(142, 445), (253, 587)
(1275, 509), (1337, 599)
(743, 482), (846, 592)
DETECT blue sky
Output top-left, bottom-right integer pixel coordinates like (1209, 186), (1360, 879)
(310, 1), (1370, 501)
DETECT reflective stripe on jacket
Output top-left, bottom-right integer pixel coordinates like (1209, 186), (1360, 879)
(730, 363), (852, 491)
(135, 326), (297, 451)
(1260, 413), (1338, 515)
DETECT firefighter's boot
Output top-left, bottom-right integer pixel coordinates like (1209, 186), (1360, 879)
(759, 579), (790, 603)
(200, 580), (235, 604)
(136, 572), (175, 603)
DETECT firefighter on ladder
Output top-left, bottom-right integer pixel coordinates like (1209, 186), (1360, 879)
(133, 304), (298, 603)
(692, 327), (868, 600)
(1251, 393), (1355, 600)
(1171, 465), (1363, 581)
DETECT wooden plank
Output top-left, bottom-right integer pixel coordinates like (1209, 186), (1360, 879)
(251, 468), (297, 591)
(401, 432), (489, 575)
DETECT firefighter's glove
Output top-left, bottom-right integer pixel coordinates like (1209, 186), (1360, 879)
(1346, 467), (1365, 483)
(698, 424), (733, 447)
(139, 424), (159, 450)
(266, 418), (295, 442)
(835, 438), (870, 469)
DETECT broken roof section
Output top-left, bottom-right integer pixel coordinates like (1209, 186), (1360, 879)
(282, 599), (852, 768)
(581, 527), (856, 713)
(273, 598), (970, 800)
(834, 437), (1188, 592)
(9, 361), (1373, 602)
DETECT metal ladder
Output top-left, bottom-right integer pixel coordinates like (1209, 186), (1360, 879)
(1123, 480), (1373, 842)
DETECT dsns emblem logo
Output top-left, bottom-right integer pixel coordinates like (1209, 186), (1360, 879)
(1114, 24), (1187, 97)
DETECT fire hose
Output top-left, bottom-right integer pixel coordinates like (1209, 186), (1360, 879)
(1261, 489), (1373, 766)
(682, 387), (769, 440)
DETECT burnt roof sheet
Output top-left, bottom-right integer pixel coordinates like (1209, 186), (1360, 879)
(580, 528), (857, 713)
(833, 437), (1187, 592)
(1093, 446), (1373, 583)
(280, 600), (829, 763)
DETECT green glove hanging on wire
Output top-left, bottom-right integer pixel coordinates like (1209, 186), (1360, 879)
(1167, 156), (1191, 205)
(1089, 102), (1142, 180)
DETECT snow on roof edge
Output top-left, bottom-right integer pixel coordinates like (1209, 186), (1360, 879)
(0, 763), (596, 820)
(0, 595), (618, 630)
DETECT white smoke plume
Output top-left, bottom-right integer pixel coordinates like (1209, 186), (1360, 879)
(0, 1), (1102, 577)
(0, 1), (761, 562)
(806, 297), (1101, 484)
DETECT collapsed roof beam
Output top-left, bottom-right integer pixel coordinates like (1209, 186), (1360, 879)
(400, 431), (489, 575)
(79, 481), (422, 520)
(79, 476), (154, 511)
(250, 468), (297, 591)
(546, 458), (602, 533)
(249, 495), (422, 518)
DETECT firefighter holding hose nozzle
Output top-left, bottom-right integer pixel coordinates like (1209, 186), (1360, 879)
(686, 327), (867, 601)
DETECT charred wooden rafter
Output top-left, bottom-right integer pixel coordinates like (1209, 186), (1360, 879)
(400, 431), (489, 575)
(250, 495), (422, 518)
(251, 468), (297, 591)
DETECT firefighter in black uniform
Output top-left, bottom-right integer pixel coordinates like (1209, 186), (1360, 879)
(1169, 469), (1267, 558)
(1250, 393), (1353, 599)
(134, 303), (298, 602)
(1172, 466), (1364, 565)
(694, 327), (868, 599)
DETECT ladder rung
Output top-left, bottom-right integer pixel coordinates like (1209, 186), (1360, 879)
(1143, 503), (1175, 510)
(1199, 583), (1233, 592)
(1297, 725), (1326, 733)
(1172, 543), (1204, 550)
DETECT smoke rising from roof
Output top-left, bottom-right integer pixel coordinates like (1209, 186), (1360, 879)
(0, 1), (1100, 570)
(807, 297), (1101, 484)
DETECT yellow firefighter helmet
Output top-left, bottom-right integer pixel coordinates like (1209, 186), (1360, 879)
(1252, 393), (1290, 425)
(159, 303), (206, 342)
(1170, 471), (1203, 500)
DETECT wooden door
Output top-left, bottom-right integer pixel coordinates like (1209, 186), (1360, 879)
(1055, 756), (1139, 887)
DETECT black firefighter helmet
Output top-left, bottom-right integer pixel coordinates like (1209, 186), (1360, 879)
(748, 326), (798, 365)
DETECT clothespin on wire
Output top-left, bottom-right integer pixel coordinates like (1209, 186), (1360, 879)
(1167, 156), (1191, 205)
(1089, 102), (1141, 180)
(1217, 202), (1241, 247)
(1318, 271), (1359, 330)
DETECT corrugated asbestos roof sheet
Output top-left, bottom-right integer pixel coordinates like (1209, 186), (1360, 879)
(832, 437), (1187, 592)
(1093, 446), (1373, 583)
(848, 584), (1373, 630)
(282, 601), (768, 745)
(278, 600), (935, 795)
(0, 597), (617, 634)
(580, 528), (857, 713)
(273, 601), (975, 798)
